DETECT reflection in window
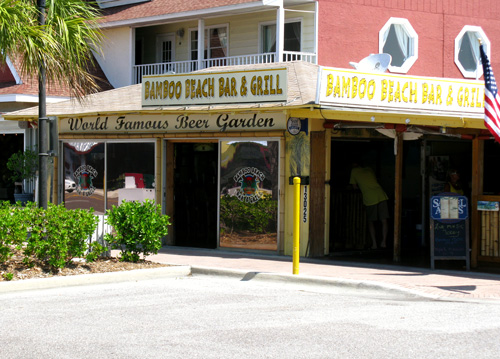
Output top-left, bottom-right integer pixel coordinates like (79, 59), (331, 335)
(455, 27), (489, 78)
(219, 140), (279, 251)
(63, 142), (105, 214)
(379, 18), (418, 73)
(63, 142), (156, 214)
(190, 26), (228, 61)
(106, 142), (155, 209)
(262, 21), (301, 60)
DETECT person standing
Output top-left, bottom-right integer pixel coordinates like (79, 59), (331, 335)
(444, 169), (464, 195)
(349, 161), (389, 250)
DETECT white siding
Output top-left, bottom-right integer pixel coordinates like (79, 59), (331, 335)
(135, 4), (315, 62)
(94, 27), (133, 88)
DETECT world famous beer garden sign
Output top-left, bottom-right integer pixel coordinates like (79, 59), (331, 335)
(60, 112), (287, 134)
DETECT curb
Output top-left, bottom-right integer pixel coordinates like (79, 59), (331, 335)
(190, 266), (441, 300)
(192, 266), (500, 304)
(0, 265), (192, 294)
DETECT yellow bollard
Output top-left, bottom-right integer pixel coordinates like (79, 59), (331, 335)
(293, 176), (301, 274)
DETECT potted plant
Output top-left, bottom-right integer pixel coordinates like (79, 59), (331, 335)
(6, 149), (38, 204)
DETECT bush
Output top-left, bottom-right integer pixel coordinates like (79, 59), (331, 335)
(0, 201), (28, 263)
(104, 200), (170, 262)
(24, 203), (100, 270)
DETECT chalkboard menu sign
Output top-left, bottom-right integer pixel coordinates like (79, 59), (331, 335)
(430, 194), (470, 271)
(433, 221), (466, 257)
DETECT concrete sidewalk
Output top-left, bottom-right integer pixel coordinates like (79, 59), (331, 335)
(2, 246), (500, 302)
(146, 247), (500, 302)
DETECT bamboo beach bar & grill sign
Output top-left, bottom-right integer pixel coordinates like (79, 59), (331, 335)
(317, 67), (485, 116)
(142, 68), (288, 107)
(60, 113), (288, 134)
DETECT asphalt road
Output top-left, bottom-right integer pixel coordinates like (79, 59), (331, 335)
(1, 275), (499, 358)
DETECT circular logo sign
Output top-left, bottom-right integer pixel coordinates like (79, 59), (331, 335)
(287, 117), (301, 135)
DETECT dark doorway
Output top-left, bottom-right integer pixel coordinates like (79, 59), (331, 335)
(0, 134), (24, 202)
(329, 134), (473, 269)
(173, 142), (218, 248)
(330, 138), (395, 256)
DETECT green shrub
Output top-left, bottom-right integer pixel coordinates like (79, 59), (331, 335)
(0, 201), (28, 263)
(104, 199), (170, 262)
(24, 203), (99, 270)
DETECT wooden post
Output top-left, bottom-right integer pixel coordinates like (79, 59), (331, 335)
(165, 141), (175, 245)
(309, 131), (326, 257)
(393, 132), (404, 262)
(471, 137), (484, 267)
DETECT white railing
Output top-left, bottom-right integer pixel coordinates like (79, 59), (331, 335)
(133, 51), (316, 84)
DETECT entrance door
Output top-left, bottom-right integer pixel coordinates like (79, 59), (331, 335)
(156, 34), (175, 63)
(219, 140), (279, 251)
(172, 143), (218, 248)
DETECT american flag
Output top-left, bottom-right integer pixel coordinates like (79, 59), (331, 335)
(479, 44), (500, 142)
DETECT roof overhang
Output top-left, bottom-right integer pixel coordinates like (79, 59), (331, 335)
(0, 94), (69, 104)
(100, 0), (315, 29)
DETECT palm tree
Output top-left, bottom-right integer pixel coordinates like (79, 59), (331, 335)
(0, 0), (103, 98)
(0, 0), (104, 208)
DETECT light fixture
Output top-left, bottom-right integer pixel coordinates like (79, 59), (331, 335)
(405, 118), (410, 124)
(440, 126), (447, 134)
(370, 116), (375, 122)
(176, 28), (185, 38)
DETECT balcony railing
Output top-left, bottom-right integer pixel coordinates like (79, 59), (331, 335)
(133, 51), (317, 84)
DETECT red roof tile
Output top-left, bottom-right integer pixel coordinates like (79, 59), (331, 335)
(100, 0), (259, 24)
(0, 56), (113, 98)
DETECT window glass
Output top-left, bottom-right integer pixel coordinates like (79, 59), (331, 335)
(160, 39), (172, 63)
(261, 21), (301, 53)
(63, 142), (155, 213)
(63, 142), (105, 214)
(379, 18), (418, 73)
(190, 26), (228, 61)
(455, 27), (489, 78)
(209, 27), (228, 58)
(219, 140), (279, 251)
(190, 30), (198, 61)
(106, 142), (155, 209)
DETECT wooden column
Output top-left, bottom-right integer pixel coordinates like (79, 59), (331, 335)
(309, 131), (326, 257)
(471, 137), (484, 268)
(393, 132), (404, 262)
(165, 141), (175, 245)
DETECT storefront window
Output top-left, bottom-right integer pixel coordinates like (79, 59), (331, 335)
(63, 141), (155, 214)
(106, 142), (155, 209)
(219, 140), (279, 251)
(63, 142), (105, 214)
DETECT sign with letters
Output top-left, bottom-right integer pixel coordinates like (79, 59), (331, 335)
(317, 67), (484, 116)
(59, 113), (287, 134)
(430, 195), (468, 221)
(142, 68), (288, 106)
(430, 194), (470, 271)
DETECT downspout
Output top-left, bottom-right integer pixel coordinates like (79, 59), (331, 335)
(314, 0), (318, 64)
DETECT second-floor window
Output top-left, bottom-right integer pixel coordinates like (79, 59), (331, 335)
(455, 26), (490, 78)
(190, 26), (228, 61)
(379, 18), (418, 73)
(261, 20), (301, 53)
